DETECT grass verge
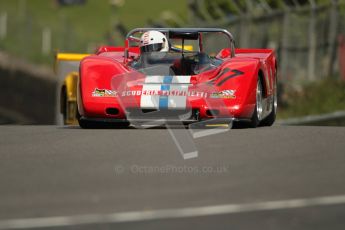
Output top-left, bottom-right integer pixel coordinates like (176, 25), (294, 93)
(278, 78), (345, 119)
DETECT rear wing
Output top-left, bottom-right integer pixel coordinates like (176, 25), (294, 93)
(55, 53), (90, 75)
(55, 53), (90, 83)
(56, 53), (90, 61)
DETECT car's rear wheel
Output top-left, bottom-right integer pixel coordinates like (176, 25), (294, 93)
(232, 76), (264, 129)
(260, 78), (277, 126)
(247, 77), (264, 128)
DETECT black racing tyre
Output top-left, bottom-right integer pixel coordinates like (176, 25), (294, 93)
(78, 118), (129, 129)
(260, 78), (277, 127)
(78, 119), (95, 129)
(61, 88), (67, 124)
(248, 76), (264, 128)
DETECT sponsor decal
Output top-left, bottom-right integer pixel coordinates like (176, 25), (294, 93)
(92, 88), (209, 99)
(93, 88), (236, 100)
(121, 90), (208, 97)
(210, 90), (236, 99)
(93, 76), (235, 110)
(92, 88), (118, 97)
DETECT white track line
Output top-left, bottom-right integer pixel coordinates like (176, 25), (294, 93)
(1, 194), (345, 229)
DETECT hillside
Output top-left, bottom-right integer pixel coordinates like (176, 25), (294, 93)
(0, 0), (188, 65)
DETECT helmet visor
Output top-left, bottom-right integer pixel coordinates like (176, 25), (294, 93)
(140, 43), (163, 52)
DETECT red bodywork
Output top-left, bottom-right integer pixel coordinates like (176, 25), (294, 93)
(78, 30), (277, 124)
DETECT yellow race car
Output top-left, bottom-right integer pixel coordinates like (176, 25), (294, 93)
(55, 53), (89, 125)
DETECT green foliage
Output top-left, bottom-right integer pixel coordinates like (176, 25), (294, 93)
(278, 79), (345, 119)
(0, 0), (187, 65)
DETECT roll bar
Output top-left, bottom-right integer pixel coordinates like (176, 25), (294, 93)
(124, 28), (235, 59)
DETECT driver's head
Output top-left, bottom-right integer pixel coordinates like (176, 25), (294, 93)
(139, 31), (169, 53)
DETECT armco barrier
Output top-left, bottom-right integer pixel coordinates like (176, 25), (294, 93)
(0, 52), (56, 124)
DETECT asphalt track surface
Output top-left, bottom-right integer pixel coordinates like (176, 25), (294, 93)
(1, 125), (345, 229)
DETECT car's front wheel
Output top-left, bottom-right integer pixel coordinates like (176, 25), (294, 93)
(78, 118), (130, 129)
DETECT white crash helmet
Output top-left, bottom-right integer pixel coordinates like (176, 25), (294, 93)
(139, 30), (169, 53)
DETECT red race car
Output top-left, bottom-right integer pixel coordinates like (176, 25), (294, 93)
(77, 28), (277, 128)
